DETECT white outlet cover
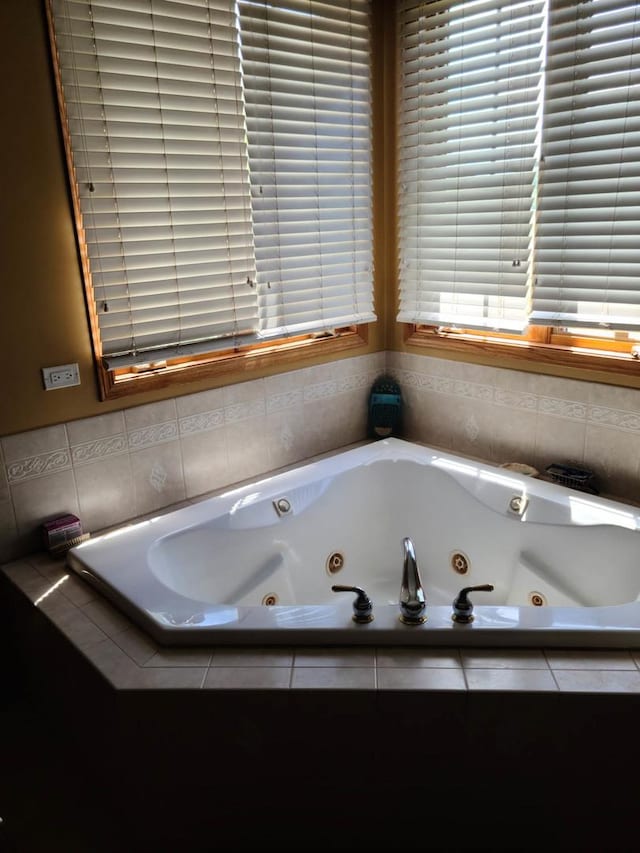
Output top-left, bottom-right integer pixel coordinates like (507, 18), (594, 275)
(42, 363), (81, 390)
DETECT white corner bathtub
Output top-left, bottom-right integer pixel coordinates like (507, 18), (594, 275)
(67, 438), (640, 648)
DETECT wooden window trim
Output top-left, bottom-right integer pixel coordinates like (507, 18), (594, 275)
(101, 325), (369, 399)
(404, 324), (640, 384)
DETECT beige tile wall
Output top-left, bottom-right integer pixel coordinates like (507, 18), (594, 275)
(3, 349), (640, 564)
(0, 353), (384, 562)
(389, 351), (640, 506)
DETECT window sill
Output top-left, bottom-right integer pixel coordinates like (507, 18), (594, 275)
(404, 325), (640, 388)
(99, 325), (369, 400)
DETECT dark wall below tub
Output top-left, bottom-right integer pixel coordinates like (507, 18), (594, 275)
(2, 576), (640, 852)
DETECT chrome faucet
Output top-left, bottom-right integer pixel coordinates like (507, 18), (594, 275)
(399, 537), (427, 624)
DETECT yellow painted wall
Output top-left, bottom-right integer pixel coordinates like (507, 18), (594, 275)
(0, 0), (385, 437)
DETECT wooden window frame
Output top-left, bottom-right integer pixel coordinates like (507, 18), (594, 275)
(101, 325), (369, 399)
(404, 324), (640, 385)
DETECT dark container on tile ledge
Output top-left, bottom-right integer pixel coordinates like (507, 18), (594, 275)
(41, 514), (89, 556)
(368, 374), (402, 439)
(545, 463), (599, 494)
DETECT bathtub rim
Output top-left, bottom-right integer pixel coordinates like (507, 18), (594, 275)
(64, 437), (640, 650)
(72, 566), (640, 649)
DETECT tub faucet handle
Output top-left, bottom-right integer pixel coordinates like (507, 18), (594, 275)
(452, 584), (494, 623)
(332, 585), (374, 624)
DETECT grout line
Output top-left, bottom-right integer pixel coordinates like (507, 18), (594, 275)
(548, 668), (562, 691)
(461, 659), (470, 691)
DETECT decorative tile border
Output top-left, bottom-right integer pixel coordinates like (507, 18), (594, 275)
(336, 373), (372, 393)
(304, 379), (338, 402)
(127, 420), (179, 450)
(266, 389), (304, 414)
(224, 398), (266, 423)
(394, 364), (615, 426)
(588, 406), (640, 433)
(538, 397), (587, 421)
(6, 449), (71, 483)
(178, 409), (225, 437)
(71, 435), (127, 465)
(452, 379), (494, 402)
(394, 369), (494, 404)
(494, 389), (538, 411)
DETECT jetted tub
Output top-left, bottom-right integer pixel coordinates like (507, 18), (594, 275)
(67, 438), (640, 648)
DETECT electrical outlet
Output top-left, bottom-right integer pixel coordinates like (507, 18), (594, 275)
(42, 363), (81, 390)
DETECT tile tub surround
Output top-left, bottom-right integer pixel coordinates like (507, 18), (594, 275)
(388, 351), (640, 505)
(0, 353), (384, 562)
(5, 554), (640, 694)
(3, 348), (640, 563)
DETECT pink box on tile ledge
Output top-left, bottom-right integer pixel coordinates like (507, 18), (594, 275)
(42, 514), (88, 555)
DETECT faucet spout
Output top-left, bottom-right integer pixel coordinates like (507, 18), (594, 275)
(399, 537), (427, 625)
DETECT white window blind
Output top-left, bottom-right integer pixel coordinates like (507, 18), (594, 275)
(49, 0), (374, 366)
(397, 0), (545, 332)
(51, 0), (258, 364)
(239, 0), (375, 338)
(398, 0), (640, 335)
(532, 0), (640, 329)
